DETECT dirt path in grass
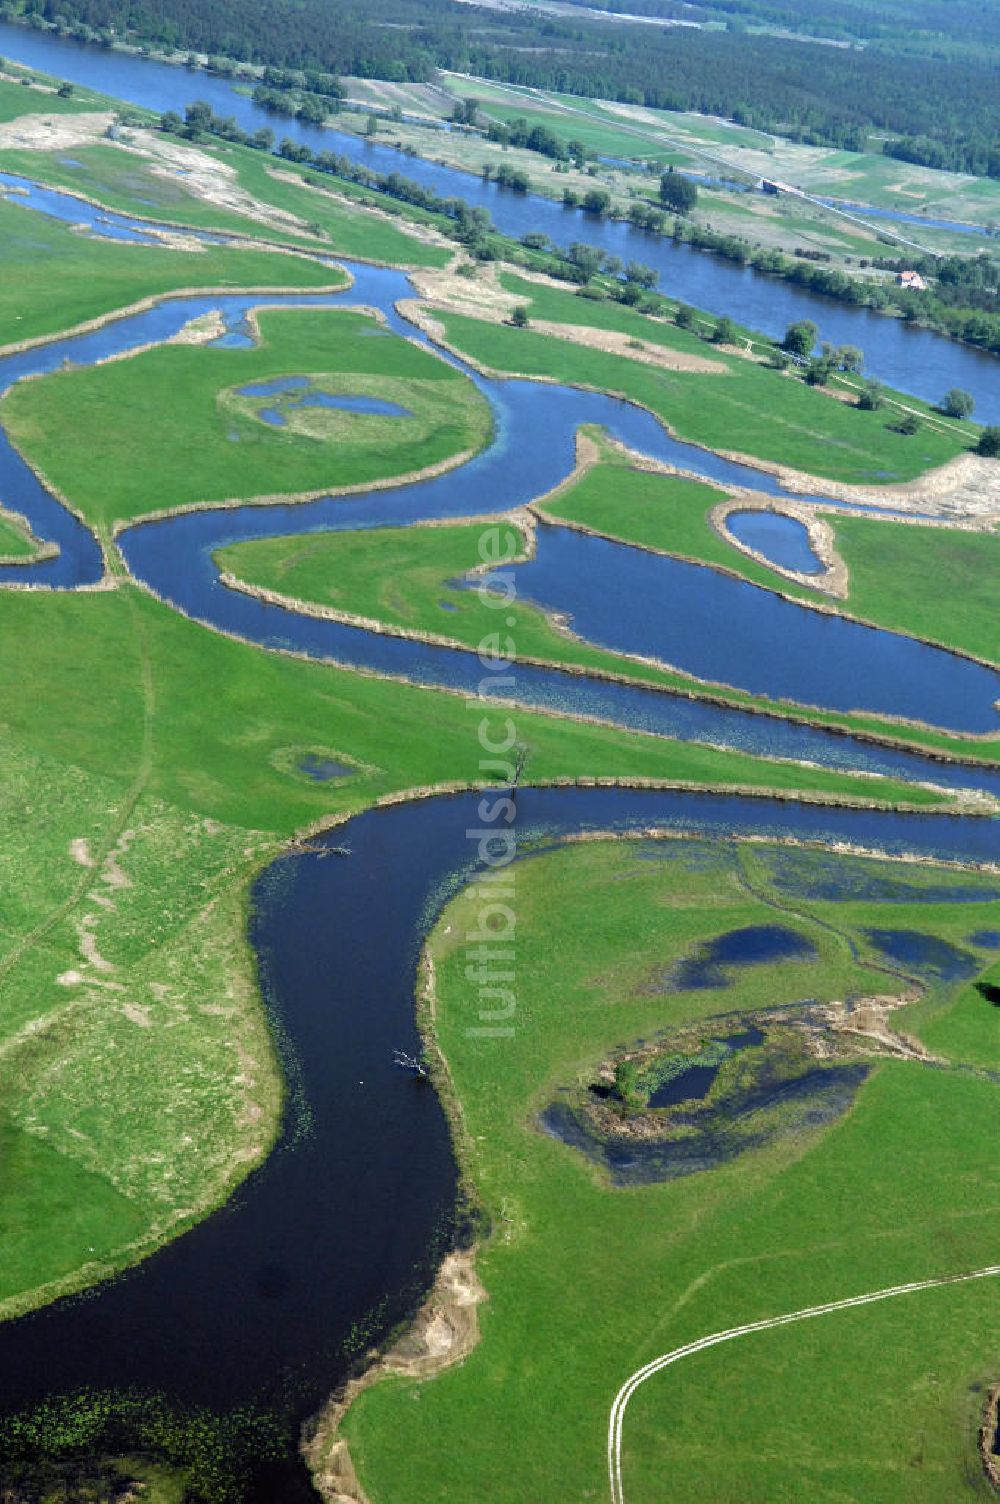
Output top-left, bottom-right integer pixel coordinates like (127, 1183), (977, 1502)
(608, 1261), (1000, 1504)
(0, 582), (155, 1058)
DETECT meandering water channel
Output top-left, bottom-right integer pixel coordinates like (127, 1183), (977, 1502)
(0, 87), (998, 1497)
(0, 787), (997, 1497)
(1, 244), (999, 782)
(2, 19), (1000, 420)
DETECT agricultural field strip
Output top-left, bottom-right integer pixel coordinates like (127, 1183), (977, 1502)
(608, 1260), (1000, 1504)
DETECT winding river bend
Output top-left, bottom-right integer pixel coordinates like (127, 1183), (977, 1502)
(0, 787), (997, 1497)
(1, 234), (999, 789)
(0, 130), (998, 1497)
(2, 18), (1000, 420)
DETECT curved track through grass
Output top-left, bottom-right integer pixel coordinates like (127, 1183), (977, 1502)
(608, 1262), (1000, 1504)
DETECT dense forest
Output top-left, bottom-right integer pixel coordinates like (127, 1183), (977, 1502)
(5, 0), (1000, 176)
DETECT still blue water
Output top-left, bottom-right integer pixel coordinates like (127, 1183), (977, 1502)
(1, 20), (999, 418)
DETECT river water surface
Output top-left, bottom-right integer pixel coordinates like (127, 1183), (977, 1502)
(0, 60), (998, 1495)
(1, 20), (999, 419)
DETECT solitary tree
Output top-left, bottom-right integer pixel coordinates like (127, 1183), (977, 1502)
(582, 188), (610, 215)
(675, 303), (697, 330)
(659, 168), (698, 214)
(510, 305), (530, 327)
(857, 377), (884, 411)
(782, 320), (818, 360)
(365, 113), (379, 138)
(713, 315), (737, 344)
(976, 425), (1000, 457)
(941, 387), (975, 419)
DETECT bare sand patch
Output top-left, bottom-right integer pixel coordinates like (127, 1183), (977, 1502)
(168, 309), (226, 346)
(772, 450), (1000, 526)
(406, 262), (726, 373)
(303, 1248), (485, 1504)
(69, 837), (95, 868)
(0, 110), (114, 152)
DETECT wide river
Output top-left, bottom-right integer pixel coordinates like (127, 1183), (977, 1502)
(1, 20), (1000, 420)
(0, 40), (998, 1498)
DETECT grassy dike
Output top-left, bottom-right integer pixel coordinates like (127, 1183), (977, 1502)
(0, 579), (946, 1327)
(430, 298), (975, 485)
(213, 508), (1000, 772)
(1, 307), (492, 525)
(340, 835), (1000, 1504)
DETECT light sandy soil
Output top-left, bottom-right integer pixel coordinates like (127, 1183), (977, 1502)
(774, 450), (1000, 525)
(407, 261), (727, 373)
(303, 1247), (485, 1504)
(0, 109), (114, 151)
(168, 309), (226, 346)
(128, 130), (319, 238)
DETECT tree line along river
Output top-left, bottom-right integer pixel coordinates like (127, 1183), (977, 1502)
(1, 18), (999, 421)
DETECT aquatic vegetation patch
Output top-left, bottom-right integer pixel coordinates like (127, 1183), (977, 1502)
(268, 742), (367, 785)
(650, 924), (818, 993)
(545, 1007), (873, 1186)
(762, 846), (1000, 905)
(864, 927), (982, 983)
(235, 373), (415, 430)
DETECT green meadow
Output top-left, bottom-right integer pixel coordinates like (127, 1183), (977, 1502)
(0, 77), (996, 1504)
(343, 835), (1000, 1504)
(433, 306), (973, 485)
(2, 306), (491, 525)
(0, 77), (97, 122)
(0, 578), (941, 1321)
(0, 510), (37, 558)
(0, 192), (339, 349)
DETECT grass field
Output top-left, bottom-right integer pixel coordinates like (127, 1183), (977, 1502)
(0, 138), (451, 267)
(2, 306), (491, 526)
(0, 510), (37, 558)
(832, 517), (1000, 667)
(0, 76), (100, 123)
(0, 574), (945, 1323)
(0, 193), (340, 349)
(342, 834), (1000, 1503)
(432, 302), (974, 485)
(444, 75), (1000, 229)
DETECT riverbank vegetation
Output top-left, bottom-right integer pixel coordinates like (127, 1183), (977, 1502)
(2, 307), (491, 524)
(8, 0), (1000, 178)
(342, 833), (1000, 1503)
(429, 302), (974, 485)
